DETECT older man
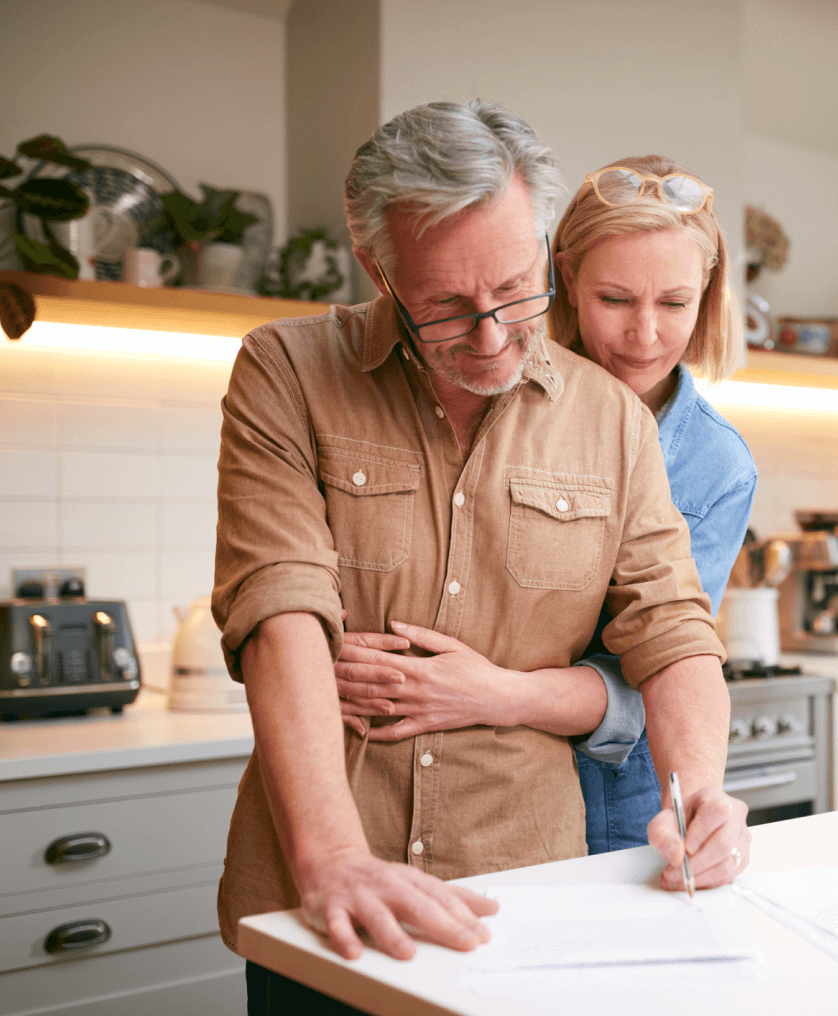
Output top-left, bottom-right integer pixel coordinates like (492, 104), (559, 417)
(212, 100), (746, 1001)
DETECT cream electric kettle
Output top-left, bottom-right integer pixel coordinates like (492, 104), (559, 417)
(168, 596), (247, 712)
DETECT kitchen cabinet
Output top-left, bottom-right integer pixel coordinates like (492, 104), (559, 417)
(0, 693), (254, 1016)
(0, 271), (330, 340)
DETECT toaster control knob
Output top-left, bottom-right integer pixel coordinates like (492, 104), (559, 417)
(728, 719), (749, 743)
(752, 715), (778, 739)
(11, 651), (33, 674)
(113, 647), (138, 679)
(778, 713), (804, 734)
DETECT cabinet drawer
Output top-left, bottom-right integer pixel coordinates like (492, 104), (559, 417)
(0, 879), (221, 973)
(0, 785), (237, 896)
(0, 931), (244, 1016)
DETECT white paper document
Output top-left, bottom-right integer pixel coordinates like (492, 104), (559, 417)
(733, 867), (838, 961)
(460, 883), (764, 993)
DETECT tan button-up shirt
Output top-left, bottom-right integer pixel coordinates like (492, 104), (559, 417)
(212, 298), (723, 953)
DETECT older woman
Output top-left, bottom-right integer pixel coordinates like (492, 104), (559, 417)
(338, 155), (756, 865)
(547, 156), (757, 852)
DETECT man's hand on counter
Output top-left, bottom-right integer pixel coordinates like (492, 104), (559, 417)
(648, 786), (751, 891)
(298, 849), (498, 960)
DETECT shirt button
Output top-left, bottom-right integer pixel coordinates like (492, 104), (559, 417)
(352, 471), (367, 486)
(420, 752), (433, 767)
(411, 839), (425, 856)
(435, 405), (445, 418)
(448, 580), (460, 596)
(453, 492), (465, 507)
(556, 498), (569, 512)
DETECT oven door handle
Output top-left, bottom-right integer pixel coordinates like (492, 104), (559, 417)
(723, 772), (797, 792)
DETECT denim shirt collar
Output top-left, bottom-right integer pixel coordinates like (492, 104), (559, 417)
(655, 363), (697, 469)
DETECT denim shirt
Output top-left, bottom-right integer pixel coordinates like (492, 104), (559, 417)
(574, 364), (758, 763)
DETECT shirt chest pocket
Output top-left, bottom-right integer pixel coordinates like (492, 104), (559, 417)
(507, 477), (612, 590)
(319, 448), (421, 572)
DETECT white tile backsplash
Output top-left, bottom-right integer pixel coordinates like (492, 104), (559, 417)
(0, 345), (58, 395)
(158, 500), (218, 547)
(62, 401), (157, 451)
(76, 549), (158, 599)
(0, 500), (58, 548)
(61, 450), (157, 499)
(61, 501), (158, 549)
(0, 450), (59, 497)
(0, 396), (58, 446)
(158, 404), (223, 452)
(159, 548), (215, 602)
(158, 453), (218, 499)
(53, 349), (163, 401)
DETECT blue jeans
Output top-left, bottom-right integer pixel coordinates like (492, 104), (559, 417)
(574, 730), (661, 855)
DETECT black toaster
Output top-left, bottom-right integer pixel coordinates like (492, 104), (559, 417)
(0, 598), (141, 719)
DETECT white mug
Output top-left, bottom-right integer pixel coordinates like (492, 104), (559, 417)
(123, 247), (180, 287)
(53, 189), (123, 281)
(717, 587), (781, 666)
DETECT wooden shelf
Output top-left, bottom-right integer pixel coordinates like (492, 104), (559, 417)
(0, 271), (330, 338)
(732, 348), (838, 390)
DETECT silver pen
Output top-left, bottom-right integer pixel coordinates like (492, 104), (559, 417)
(669, 772), (695, 898)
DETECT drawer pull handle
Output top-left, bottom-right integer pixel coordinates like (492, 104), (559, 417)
(45, 832), (111, 864)
(45, 919), (111, 953)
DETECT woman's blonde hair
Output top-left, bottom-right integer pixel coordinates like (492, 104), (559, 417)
(550, 155), (740, 383)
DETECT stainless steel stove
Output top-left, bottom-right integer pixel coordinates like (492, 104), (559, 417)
(723, 667), (834, 825)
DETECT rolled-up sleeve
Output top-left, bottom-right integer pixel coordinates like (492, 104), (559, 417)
(602, 404), (724, 688)
(212, 330), (344, 680)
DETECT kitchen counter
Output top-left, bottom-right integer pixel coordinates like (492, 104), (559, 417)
(0, 689), (254, 783)
(240, 812), (838, 1016)
(0, 691), (253, 1016)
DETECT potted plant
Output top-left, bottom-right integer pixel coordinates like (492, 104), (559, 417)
(0, 134), (93, 278)
(160, 184), (258, 287)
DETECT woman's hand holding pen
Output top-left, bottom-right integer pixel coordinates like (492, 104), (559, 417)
(647, 785), (751, 891)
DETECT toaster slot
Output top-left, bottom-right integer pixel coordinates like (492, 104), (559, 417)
(29, 614), (53, 685)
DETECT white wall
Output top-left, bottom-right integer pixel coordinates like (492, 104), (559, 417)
(745, 134), (838, 318)
(379, 0), (744, 273)
(0, 0), (287, 241)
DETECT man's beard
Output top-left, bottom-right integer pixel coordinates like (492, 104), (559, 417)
(421, 321), (544, 397)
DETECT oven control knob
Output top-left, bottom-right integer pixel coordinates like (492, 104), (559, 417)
(752, 715), (778, 739)
(728, 719), (749, 742)
(778, 713), (804, 734)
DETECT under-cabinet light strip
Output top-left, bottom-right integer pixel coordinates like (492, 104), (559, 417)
(16, 321), (242, 362)
(697, 379), (838, 413)
(10, 324), (838, 408)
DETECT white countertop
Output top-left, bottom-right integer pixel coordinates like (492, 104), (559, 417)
(240, 812), (838, 1016)
(0, 689), (254, 783)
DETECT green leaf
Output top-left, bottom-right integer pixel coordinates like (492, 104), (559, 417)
(14, 232), (80, 277)
(215, 207), (259, 244)
(0, 155), (22, 181)
(161, 190), (208, 243)
(13, 179), (90, 221)
(17, 135), (91, 171)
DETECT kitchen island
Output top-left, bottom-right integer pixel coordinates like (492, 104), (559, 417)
(240, 811), (838, 1016)
(0, 691), (254, 1016)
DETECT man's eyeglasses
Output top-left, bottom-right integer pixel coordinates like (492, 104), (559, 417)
(582, 167), (714, 215)
(375, 236), (555, 344)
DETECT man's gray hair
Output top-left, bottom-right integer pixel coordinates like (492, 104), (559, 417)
(344, 99), (565, 272)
